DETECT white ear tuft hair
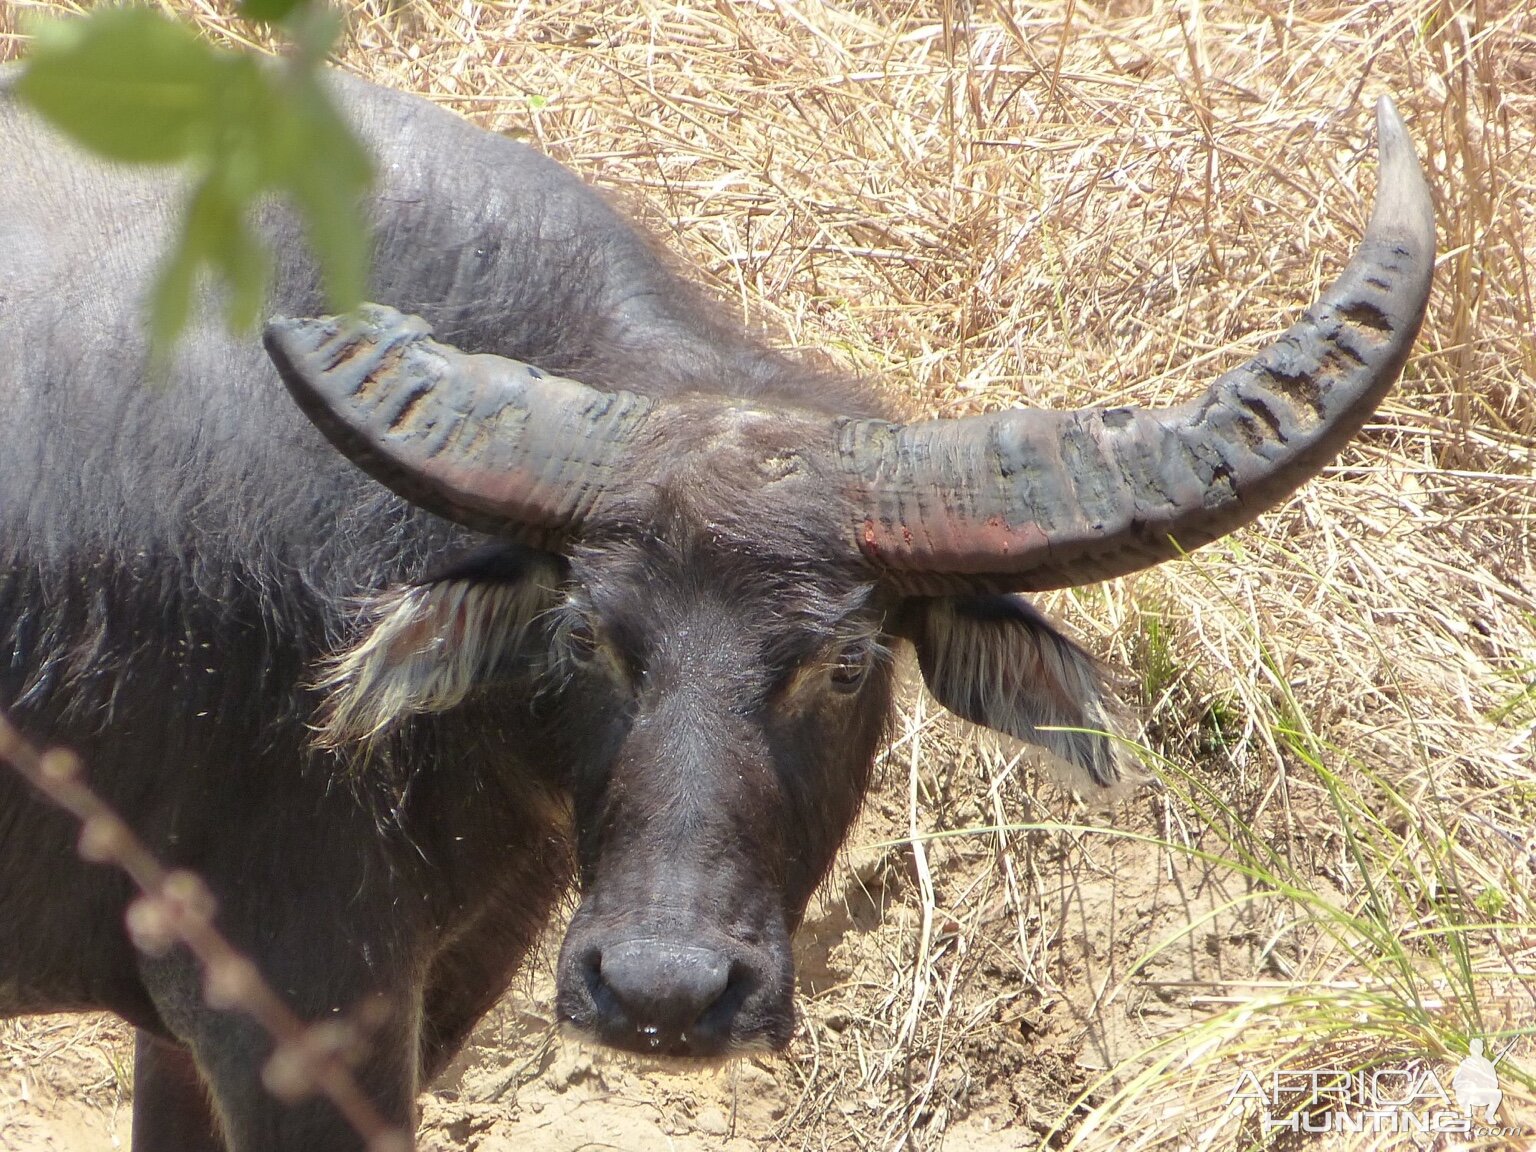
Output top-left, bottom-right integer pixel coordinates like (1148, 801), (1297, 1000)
(904, 595), (1144, 802)
(315, 573), (557, 754)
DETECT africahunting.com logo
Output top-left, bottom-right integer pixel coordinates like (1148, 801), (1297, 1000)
(1226, 1039), (1525, 1137)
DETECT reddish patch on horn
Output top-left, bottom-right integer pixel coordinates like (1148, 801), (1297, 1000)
(856, 510), (1051, 575)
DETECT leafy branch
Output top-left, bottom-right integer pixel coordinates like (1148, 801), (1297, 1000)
(15, 2), (372, 355)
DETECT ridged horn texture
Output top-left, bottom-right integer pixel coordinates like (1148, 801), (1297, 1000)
(838, 97), (1436, 596)
(265, 305), (655, 543)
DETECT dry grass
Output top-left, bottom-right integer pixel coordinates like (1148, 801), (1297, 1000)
(2, 1), (1534, 1150)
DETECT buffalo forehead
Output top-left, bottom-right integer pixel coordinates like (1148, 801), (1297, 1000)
(572, 450), (871, 644)
(590, 400), (847, 550)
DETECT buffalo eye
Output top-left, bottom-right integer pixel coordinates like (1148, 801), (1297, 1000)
(562, 618), (601, 664)
(828, 642), (873, 693)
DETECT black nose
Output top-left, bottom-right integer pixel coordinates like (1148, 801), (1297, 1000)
(593, 941), (734, 1051)
(557, 912), (796, 1057)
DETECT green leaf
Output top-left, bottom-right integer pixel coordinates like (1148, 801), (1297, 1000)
(206, 58), (274, 202)
(284, 4), (344, 67)
(149, 175), (274, 355)
(203, 188), (273, 334)
(17, 10), (223, 164)
(280, 76), (375, 310)
(21, 7), (374, 351)
(149, 226), (200, 363)
(237, 0), (308, 24)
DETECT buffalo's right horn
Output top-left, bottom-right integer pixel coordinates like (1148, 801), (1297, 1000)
(265, 306), (654, 547)
(839, 97), (1436, 596)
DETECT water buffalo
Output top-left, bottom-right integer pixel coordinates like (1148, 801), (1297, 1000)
(0, 66), (1433, 1152)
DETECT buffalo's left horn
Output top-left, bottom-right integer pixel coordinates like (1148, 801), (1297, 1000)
(839, 97), (1436, 595)
(265, 306), (653, 544)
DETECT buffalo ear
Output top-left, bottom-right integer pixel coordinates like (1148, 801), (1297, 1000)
(314, 545), (564, 754)
(897, 596), (1136, 797)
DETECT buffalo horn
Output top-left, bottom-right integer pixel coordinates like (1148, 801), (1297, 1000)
(265, 306), (654, 544)
(838, 97), (1436, 595)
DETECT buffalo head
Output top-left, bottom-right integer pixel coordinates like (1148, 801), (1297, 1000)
(262, 100), (1433, 1058)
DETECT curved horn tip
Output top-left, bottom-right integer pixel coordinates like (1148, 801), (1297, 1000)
(262, 312), (308, 352)
(1370, 95), (1436, 255)
(264, 304), (433, 351)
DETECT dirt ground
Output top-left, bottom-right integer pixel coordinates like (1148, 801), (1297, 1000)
(2, 1), (1534, 1150)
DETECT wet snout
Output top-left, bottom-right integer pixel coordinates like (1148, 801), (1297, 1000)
(556, 912), (794, 1058)
(600, 941), (732, 1037)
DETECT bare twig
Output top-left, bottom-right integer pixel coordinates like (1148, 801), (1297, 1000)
(0, 707), (411, 1152)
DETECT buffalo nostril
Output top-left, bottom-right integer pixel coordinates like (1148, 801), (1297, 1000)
(596, 941), (732, 1044)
